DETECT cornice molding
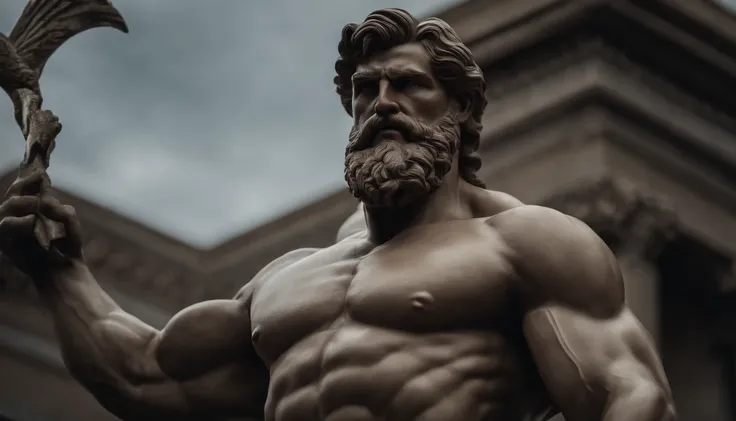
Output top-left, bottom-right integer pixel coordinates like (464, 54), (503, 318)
(616, 0), (736, 75)
(432, 0), (573, 47)
(483, 39), (736, 134)
(454, 0), (736, 73)
(447, 0), (736, 119)
(477, 43), (736, 189)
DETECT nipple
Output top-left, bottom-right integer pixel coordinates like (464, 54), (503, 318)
(410, 291), (435, 310)
(251, 326), (262, 343)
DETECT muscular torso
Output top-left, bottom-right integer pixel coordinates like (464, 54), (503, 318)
(248, 218), (551, 421)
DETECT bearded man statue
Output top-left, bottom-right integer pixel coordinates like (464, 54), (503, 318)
(0, 8), (676, 421)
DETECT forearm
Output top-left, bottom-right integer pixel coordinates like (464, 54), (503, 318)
(603, 384), (676, 421)
(36, 260), (161, 389)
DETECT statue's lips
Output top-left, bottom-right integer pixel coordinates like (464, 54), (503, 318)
(373, 128), (406, 145)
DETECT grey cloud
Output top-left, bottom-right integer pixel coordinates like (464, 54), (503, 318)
(0, 0), (457, 246)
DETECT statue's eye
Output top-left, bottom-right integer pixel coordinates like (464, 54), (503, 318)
(393, 78), (417, 91)
(354, 81), (378, 97)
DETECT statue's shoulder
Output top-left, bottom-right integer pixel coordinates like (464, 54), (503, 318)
(235, 247), (321, 298)
(260, 247), (321, 277)
(469, 187), (525, 218)
(486, 204), (612, 277)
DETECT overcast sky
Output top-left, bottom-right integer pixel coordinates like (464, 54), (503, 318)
(0, 0), (457, 247)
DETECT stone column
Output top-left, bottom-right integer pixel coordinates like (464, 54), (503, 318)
(617, 241), (662, 347)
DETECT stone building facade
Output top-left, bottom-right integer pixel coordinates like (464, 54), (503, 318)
(1, 0), (735, 420)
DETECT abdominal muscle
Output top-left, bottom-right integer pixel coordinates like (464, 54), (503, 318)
(265, 322), (526, 421)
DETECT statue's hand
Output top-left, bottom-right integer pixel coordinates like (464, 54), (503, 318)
(0, 171), (84, 281)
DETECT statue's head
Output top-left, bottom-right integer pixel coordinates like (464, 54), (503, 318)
(335, 8), (487, 208)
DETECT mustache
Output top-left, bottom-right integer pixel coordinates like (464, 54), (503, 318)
(351, 114), (435, 151)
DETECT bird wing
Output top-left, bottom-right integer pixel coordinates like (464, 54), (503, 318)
(0, 33), (36, 93)
(8, 0), (128, 75)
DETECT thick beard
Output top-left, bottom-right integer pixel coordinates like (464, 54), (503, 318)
(344, 112), (460, 208)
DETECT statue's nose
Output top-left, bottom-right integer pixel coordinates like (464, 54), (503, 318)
(374, 80), (400, 116)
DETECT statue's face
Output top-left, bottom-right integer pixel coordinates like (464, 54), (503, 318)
(344, 43), (461, 208)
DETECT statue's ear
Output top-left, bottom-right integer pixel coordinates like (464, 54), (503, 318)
(453, 94), (472, 123)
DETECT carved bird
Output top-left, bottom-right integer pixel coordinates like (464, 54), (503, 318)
(0, 0), (128, 129)
(0, 0), (128, 257)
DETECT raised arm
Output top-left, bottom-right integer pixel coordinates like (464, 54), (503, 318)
(491, 205), (676, 421)
(0, 175), (268, 420)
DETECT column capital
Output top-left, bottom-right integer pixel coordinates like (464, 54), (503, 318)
(544, 177), (677, 260)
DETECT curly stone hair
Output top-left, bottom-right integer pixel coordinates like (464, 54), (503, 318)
(334, 8), (488, 188)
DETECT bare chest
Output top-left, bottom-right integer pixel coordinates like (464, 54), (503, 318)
(250, 221), (517, 365)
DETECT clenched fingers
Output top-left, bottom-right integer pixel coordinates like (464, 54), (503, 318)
(0, 196), (42, 218)
(38, 199), (82, 244)
(0, 195), (81, 240)
(0, 214), (36, 238)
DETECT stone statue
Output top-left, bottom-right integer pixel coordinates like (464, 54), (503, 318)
(0, 7), (677, 421)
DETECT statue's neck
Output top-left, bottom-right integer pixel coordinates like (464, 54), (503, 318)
(363, 201), (427, 244)
(363, 178), (472, 244)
